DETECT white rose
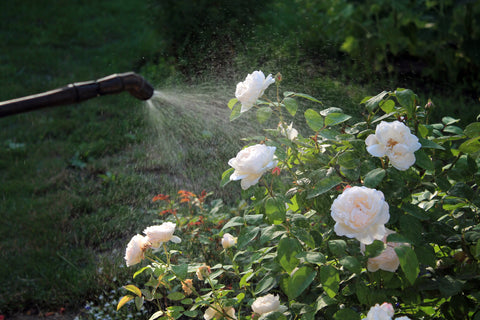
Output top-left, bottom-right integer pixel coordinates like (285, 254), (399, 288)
(396, 317), (411, 320)
(365, 121), (421, 171)
(204, 304), (237, 320)
(251, 294), (281, 315)
(124, 234), (151, 267)
(143, 222), (181, 248)
(228, 144), (277, 190)
(278, 122), (298, 141)
(221, 233), (237, 249)
(362, 303), (395, 320)
(235, 71), (275, 113)
(330, 186), (390, 245)
(360, 228), (406, 272)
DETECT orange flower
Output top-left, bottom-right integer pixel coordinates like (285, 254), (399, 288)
(152, 194), (170, 202)
(181, 279), (194, 296)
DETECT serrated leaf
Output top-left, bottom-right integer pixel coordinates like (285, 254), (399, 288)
(277, 237), (302, 273)
(237, 226), (260, 249)
(380, 99), (395, 113)
(255, 275), (277, 295)
(296, 251), (326, 265)
(363, 168), (386, 188)
(228, 98), (239, 110)
(363, 91), (389, 112)
(220, 168), (234, 187)
(117, 295), (134, 311)
(394, 245), (419, 285)
(284, 97), (298, 116)
(459, 137), (480, 154)
(257, 107), (273, 124)
(305, 109), (324, 131)
(265, 197), (286, 225)
(230, 103), (243, 121)
(171, 264), (188, 280)
(307, 176), (342, 199)
(286, 266), (317, 299)
(123, 285), (142, 297)
(325, 113), (352, 126)
(167, 291), (185, 301)
(328, 239), (347, 257)
(414, 149), (434, 170)
(464, 122), (480, 138)
(419, 138), (445, 150)
(320, 265), (340, 298)
(340, 256), (362, 274)
(294, 92), (322, 104)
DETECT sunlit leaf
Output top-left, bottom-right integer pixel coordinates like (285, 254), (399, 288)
(220, 168), (234, 187)
(230, 103), (243, 121)
(320, 265), (340, 298)
(228, 98), (239, 110)
(363, 91), (389, 112)
(294, 92), (322, 104)
(464, 122), (480, 138)
(286, 266), (317, 299)
(257, 107), (273, 124)
(123, 284), (142, 297)
(284, 97), (298, 116)
(277, 237), (302, 273)
(117, 295), (134, 311)
(325, 113), (351, 126)
(148, 311), (164, 320)
(305, 108), (324, 131)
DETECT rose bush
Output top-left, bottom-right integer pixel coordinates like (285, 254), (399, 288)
(117, 73), (480, 319)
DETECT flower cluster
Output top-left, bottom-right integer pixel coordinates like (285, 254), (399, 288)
(363, 303), (411, 320)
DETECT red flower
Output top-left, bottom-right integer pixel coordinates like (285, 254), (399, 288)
(272, 166), (281, 176)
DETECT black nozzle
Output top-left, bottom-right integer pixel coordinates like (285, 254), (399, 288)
(0, 72), (154, 118)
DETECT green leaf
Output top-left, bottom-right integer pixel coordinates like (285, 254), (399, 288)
(167, 292), (185, 301)
(220, 168), (234, 187)
(380, 99), (395, 114)
(257, 107), (273, 124)
(296, 251), (326, 265)
(320, 265), (340, 298)
(363, 168), (386, 188)
(333, 309), (361, 320)
(386, 233), (411, 244)
(133, 266), (151, 279)
(443, 125), (463, 135)
(221, 216), (244, 231)
(135, 296), (144, 311)
(394, 245), (419, 285)
(237, 226), (260, 249)
(325, 113), (352, 126)
(291, 226), (315, 249)
(305, 109), (324, 131)
(265, 197), (286, 225)
(340, 256), (362, 274)
(294, 92), (322, 104)
(183, 310), (198, 318)
(419, 138), (445, 150)
(364, 240), (385, 258)
(442, 116), (460, 126)
(438, 275), (465, 298)
(307, 176), (342, 199)
(284, 97), (298, 116)
(363, 91), (389, 113)
(338, 151), (360, 169)
(171, 264), (188, 280)
(286, 266), (317, 299)
(395, 88), (416, 117)
(230, 103), (242, 121)
(228, 98), (238, 110)
(277, 237), (302, 273)
(414, 149), (434, 171)
(260, 225), (286, 243)
(402, 203), (429, 221)
(459, 137), (480, 154)
(328, 239), (347, 257)
(464, 122), (480, 138)
(255, 275), (277, 295)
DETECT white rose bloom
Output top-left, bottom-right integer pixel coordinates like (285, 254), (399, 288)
(204, 304), (237, 320)
(365, 121), (421, 171)
(251, 294), (281, 315)
(331, 186), (390, 245)
(362, 303), (395, 320)
(143, 222), (181, 248)
(221, 233), (237, 249)
(396, 317), (411, 320)
(228, 144), (277, 190)
(360, 228), (406, 272)
(124, 234), (151, 267)
(278, 122), (299, 141)
(235, 70), (275, 113)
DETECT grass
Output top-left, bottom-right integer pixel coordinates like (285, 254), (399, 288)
(1, 0), (477, 317)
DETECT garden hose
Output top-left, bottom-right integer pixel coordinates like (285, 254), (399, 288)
(0, 72), (154, 118)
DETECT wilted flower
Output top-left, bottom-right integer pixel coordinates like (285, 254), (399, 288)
(363, 303), (394, 320)
(235, 71), (275, 113)
(143, 222), (181, 248)
(251, 294), (282, 315)
(196, 265), (211, 281)
(360, 228), (407, 272)
(221, 233), (237, 249)
(228, 144), (277, 190)
(330, 186), (390, 245)
(124, 234), (151, 267)
(365, 121), (421, 171)
(204, 304), (237, 320)
(181, 279), (194, 296)
(278, 121), (298, 141)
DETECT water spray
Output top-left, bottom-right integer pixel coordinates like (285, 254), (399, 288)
(0, 72), (154, 118)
